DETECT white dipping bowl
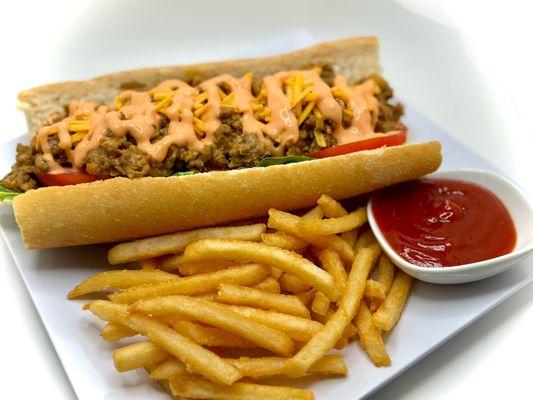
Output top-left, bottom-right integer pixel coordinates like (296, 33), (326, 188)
(367, 169), (533, 284)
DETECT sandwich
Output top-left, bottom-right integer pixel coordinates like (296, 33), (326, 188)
(0, 37), (442, 249)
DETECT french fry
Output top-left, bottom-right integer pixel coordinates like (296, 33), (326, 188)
(373, 271), (413, 331)
(355, 301), (391, 367)
(169, 377), (315, 400)
(334, 337), (348, 350)
(150, 359), (189, 380)
(152, 355), (346, 380)
(297, 208), (367, 236)
(109, 264), (268, 304)
(261, 232), (308, 251)
(253, 277), (281, 293)
(228, 354), (347, 379)
(101, 322), (137, 342)
(68, 269), (177, 299)
(86, 301), (241, 384)
(279, 273), (313, 293)
(169, 319), (257, 348)
(269, 266), (283, 279)
(182, 239), (339, 301)
(311, 308), (357, 339)
(316, 194), (346, 218)
(132, 295), (294, 356)
(364, 280), (387, 300)
(139, 258), (160, 270)
(286, 247), (376, 376)
(178, 261), (237, 275)
(311, 292), (330, 316)
(113, 341), (170, 372)
(217, 283), (310, 318)
(268, 209), (355, 263)
(314, 248), (348, 294)
(302, 205), (324, 220)
(126, 313), (242, 385)
(224, 305), (322, 342)
(294, 289), (316, 306)
(108, 224), (266, 264)
(315, 196), (359, 249)
(369, 255), (396, 312)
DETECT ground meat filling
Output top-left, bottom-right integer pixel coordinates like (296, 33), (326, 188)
(2, 72), (404, 192)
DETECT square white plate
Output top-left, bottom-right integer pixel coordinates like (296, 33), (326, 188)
(1, 106), (532, 399)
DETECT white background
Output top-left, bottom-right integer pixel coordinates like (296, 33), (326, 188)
(1, 0), (532, 399)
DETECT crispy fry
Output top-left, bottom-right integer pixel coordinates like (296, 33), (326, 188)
(68, 269), (177, 299)
(355, 301), (391, 366)
(364, 280), (387, 300)
(224, 305), (322, 342)
(279, 272), (313, 293)
(373, 271), (413, 331)
(228, 354), (347, 379)
(108, 224), (266, 264)
(169, 377), (315, 400)
(261, 232), (308, 251)
(297, 208), (366, 236)
(109, 264), (268, 304)
(317, 194), (347, 218)
(286, 247), (376, 376)
(182, 239), (338, 301)
(340, 229), (358, 248)
(314, 248), (348, 294)
(113, 341), (169, 372)
(126, 313), (242, 385)
(294, 289), (316, 306)
(217, 283), (310, 318)
(369, 255), (396, 312)
(169, 319), (257, 348)
(269, 266), (283, 279)
(150, 359), (189, 380)
(132, 295), (294, 356)
(268, 209), (355, 263)
(139, 258), (160, 270)
(178, 261), (237, 275)
(253, 277), (281, 293)
(302, 205), (324, 220)
(311, 292), (330, 316)
(101, 322), (137, 342)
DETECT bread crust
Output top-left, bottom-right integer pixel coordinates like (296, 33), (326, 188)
(13, 142), (442, 249)
(18, 37), (380, 134)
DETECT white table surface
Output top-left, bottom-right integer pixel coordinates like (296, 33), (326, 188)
(1, 1), (532, 399)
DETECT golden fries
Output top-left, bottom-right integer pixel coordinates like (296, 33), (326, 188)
(113, 341), (169, 372)
(71, 195), (415, 399)
(68, 269), (177, 298)
(286, 247), (376, 376)
(183, 239), (339, 301)
(110, 264), (268, 304)
(268, 209), (355, 263)
(169, 377), (314, 400)
(108, 224), (266, 264)
(217, 283), (310, 318)
(101, 322), (136, 342)
(355, 301), (391, 366)
(132, 295), (294, 356)
(169, 319), (257, 348)
(297, 208), (367, 236)
(373, 271), (413, 331)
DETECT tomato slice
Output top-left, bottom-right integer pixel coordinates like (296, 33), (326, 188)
(36, 171), (106, 187)
(310, 129), (407, 158)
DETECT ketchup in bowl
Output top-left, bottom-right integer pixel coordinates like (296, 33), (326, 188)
(371, 179), (517, 268)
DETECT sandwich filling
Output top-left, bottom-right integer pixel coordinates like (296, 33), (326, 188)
(2, 66), (403, 192)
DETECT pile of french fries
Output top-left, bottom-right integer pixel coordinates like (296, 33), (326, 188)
(69, 194), (413, 400)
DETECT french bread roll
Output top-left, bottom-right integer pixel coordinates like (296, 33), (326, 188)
(13, 142), (441, 249)
(12, 37), (442, 249)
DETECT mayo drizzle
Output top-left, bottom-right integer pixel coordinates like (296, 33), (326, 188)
(36, 70), (381, 173)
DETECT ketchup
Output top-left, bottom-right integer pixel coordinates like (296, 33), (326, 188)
(372, 179), (517, 268)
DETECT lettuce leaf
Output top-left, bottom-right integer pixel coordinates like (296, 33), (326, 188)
(172, 170), (198, 177)
(0, 184), (21, 205)
(255, 155), (312, 167)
